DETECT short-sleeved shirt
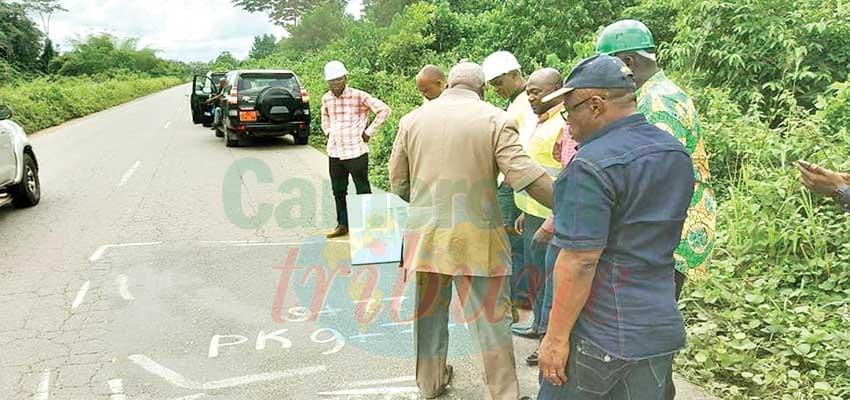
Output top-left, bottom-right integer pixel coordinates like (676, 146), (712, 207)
(637, 70), (716, 274)
(552, 114), (694, 360)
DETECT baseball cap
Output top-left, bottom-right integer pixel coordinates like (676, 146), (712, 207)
(542, 54), (637, 103)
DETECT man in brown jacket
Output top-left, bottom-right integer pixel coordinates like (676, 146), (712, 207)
(389, 62), (554, 400)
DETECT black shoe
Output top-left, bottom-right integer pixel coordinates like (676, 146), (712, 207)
(525, 349), (539, 366)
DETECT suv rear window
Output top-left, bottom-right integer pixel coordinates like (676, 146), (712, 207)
(238, 74), (300, 95)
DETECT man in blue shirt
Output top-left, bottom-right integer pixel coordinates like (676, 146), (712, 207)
(535, 55), (694, 399)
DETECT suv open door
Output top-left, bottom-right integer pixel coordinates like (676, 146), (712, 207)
(190, 75), (215, 125)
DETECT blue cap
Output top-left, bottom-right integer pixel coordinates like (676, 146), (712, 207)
(542, 54), (637, 103)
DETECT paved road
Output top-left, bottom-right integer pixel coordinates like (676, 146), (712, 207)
(0, 85), (716, 399)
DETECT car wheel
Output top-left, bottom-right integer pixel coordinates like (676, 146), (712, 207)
(215, 127), (224, 138)
(224, 126), (238, 147)
(10, 153), (40, 208)
(295, 135), (308, 145)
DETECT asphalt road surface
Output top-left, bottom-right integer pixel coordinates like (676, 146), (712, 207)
(0, 85), (717, 399)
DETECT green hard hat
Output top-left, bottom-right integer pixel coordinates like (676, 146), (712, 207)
(596, 20), (656, 55)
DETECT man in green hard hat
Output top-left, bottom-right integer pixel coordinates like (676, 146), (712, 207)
(597, 19), (717, 400)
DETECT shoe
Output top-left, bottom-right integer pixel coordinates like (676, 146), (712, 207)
(525, 349), (539, 366)
(511, 323), (542, 339)
(424, 364), (453, 399)
(326, 225), (349, 238)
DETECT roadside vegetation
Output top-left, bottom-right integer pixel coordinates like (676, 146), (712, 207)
(0, 0), (187, 132)
(222, 0), (850, 398)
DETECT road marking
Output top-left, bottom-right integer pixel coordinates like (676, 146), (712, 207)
(116, 274), (135, 301)
(129, 354), (326, 390)
(89, 242), (163, 262)
(72, 281), (91, 309)
(119, 161), (142, 187)
(318, 387), (419, 396)
(35, 369), (50, 400)
(108, 379), (127, 400)
(169, 394), (205, 400)
(348, 333), (384, 342)
(164, 121), (171, 129)
(349, 375), (416, 387)
(381, 321), (413, 327)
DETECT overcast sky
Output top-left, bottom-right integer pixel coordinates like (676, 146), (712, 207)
(48, 0), (364, 63)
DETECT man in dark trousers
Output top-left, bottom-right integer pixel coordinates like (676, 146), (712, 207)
(320, 60), (391, 238)
(536, 55), (694, 400)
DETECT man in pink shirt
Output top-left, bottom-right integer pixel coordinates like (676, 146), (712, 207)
(321, 61), (391, 238)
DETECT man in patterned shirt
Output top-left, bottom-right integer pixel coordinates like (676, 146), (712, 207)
(321, 60), (392, 238)
(597, 20), (717, 400)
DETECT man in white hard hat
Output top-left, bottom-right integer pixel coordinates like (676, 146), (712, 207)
(482, 50), (538, 333)
(321, 60), (391, 238)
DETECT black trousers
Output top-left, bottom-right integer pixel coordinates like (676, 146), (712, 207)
(329, 154), (372, 227)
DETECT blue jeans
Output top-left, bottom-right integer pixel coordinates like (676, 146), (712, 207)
(538, 338), (674, 400)
(522, 214), (546, 333)
(537, 243), (558, 334)
(497, 183), (528, 308)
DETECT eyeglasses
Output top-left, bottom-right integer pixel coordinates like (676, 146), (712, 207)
(560, 96), (604, 121)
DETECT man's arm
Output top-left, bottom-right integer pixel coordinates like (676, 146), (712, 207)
(363, 95), (391, 137)
(320, 97), (331, 136)
(389, 118), (411, 202)
(494, 117), (551, 206)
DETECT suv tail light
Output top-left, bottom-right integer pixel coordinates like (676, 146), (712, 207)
(227, 87), (238, 105)
(301, 88), (309, 103)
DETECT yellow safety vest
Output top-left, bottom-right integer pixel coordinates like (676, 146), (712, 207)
(514, 106), (565, 218)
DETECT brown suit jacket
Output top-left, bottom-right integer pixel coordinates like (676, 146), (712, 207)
(389, 88), (546, 277)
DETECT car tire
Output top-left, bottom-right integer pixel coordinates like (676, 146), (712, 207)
(215, 127), (223, 138)
(10, 153), (40, 208)
(295, 135), (308, 145)
(224, 126), (238, 147)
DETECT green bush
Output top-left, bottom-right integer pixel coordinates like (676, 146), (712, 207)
(0, 74), (183, 133)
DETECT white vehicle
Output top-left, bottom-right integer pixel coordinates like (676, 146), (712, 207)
(0, 105), (40, 208)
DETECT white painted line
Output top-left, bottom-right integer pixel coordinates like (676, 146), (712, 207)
(71, 281), (91, 309)
(129, 354), (326, 390)
(168, 394), (205, 400)
(349, 375), (416, 387)
(89, 242), (163, 263)
(348, 333), (384, 342)
(353, 296), (406, 304)
(35, 369), (50, 400)
(318, 387), (420, 396)
(108, 379), (127, 400)
(119, 161), (142, 187)
(164, 121), (171, 129)
(381, 321), (414, 327)
(117, 275), (135, 301)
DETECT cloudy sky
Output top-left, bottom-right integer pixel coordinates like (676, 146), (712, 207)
(48, 0), (364, 63)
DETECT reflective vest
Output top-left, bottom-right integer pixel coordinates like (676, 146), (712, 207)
(514, 105), (566, 218)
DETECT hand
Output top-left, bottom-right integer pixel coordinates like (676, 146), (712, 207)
(532, 226), (553, 250)
(362, 132), (371, 143)
(538, 334), (570, 386)
(514, 213), (526, 235)
(797, 161), (847, 196)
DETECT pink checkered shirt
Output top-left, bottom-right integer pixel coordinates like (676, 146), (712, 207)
(321, 87), (391, 160)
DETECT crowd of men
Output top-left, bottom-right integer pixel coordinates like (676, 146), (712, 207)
(317, 17), (848, 400)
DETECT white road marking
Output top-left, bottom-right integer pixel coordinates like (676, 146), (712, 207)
(129, 354), (326, 390)
(89, 242), (163, 263)
(168, 394), (205, 400)
(116, 275), (135, 301)
(35, 369), (50, 400)
(71, 281), (91, 309)
(349, 376), (416, 387)
(108, 379), (127, 400)
(353, 296), (406, 304)
(381, 321), (413, 327)
(119, 161), (142, 187)
(318, 387), (419, 396)
(164, 121), (171, 129)
(348, 333), (384, 342)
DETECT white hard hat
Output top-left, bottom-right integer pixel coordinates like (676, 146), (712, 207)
(324, 60), (348, 81)
(482, 51), (522, 82)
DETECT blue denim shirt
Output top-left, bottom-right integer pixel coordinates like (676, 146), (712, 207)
(551, 113), (694, 360)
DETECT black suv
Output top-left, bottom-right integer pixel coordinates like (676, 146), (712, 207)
(193, 69), (311, 147)
(190, 71), (228, 127)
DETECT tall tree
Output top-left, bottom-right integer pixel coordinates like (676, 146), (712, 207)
(232, 0), (345, 26)
(38, 36), (54, 71)
(249, 34), (277, 60)
(20, 0), (66, 36)
(0, 0), (43, 70)
(362, 0), (415, 26)
(284, 0), (351, 51)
